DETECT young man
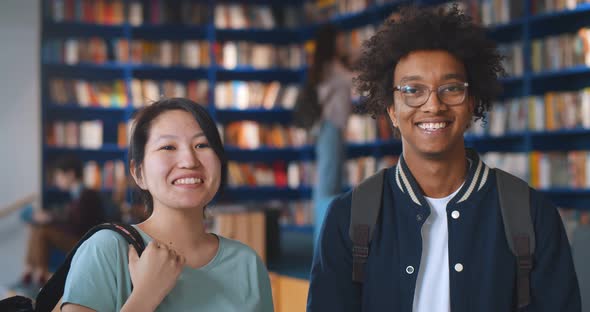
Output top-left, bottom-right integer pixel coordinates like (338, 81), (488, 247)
(307, 5), (581, 312)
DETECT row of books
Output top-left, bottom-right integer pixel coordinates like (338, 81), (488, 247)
(347, 115), (395, 143)
(215, 82), (299, 110)
(128, 0), (209, 26)
(458, 0), (524, 26)
(214, 4), (302, 29)
(49, 78), (210, 108)
(227, 155), (400, 190)
(130, 79), (209, 108)
(215, 42), (303, 70)
(531, 28), (590, 73)
(468, 88), (590, 136)
(482, 151), (590, 189)
(46, 0), (307, 28)
(303, 0), (395, 23)
(346, 155), (399, 186)
(44, 38), (211, 68)
(83, 159), (126, 191)
(223, 122), (309, 150)
(530, 0), (590, 15)
(49, 79), (128, 107)
(46, 159), (126, 191)
(45, 0), (127, 25)
(498, 42), (524, 77)
(227, 161), (306, 189)
(46, 120), (104, 150)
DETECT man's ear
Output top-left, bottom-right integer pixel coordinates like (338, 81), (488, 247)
(130, 160), (147, 190)
(387, 104), (398, 128)
(468, 96), (476, 114)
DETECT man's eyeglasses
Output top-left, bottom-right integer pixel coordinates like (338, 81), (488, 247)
(393, 82), (469, 108)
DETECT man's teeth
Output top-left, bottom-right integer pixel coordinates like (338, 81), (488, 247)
(418, 122), (448, 130)
(173, 178), (203, 185)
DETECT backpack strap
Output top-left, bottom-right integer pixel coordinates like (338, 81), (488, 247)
(349, 168), (387, 283)
(34, 223), (145, 312)
(495, 168), (535, 309)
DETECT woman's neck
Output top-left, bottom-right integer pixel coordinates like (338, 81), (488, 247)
(138, 207), (209, 250)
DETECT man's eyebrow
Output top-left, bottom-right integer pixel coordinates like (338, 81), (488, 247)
(441, 73), (466, 81)
(399, 76), (422, 84)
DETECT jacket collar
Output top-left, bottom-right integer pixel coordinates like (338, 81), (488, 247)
(394, 148), (490, 206)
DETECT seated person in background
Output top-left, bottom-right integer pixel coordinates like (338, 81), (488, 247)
(15, 154), (105, 290)
(61, 98), (274, 312)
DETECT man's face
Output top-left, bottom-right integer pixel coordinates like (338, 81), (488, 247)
(388, 50), (474, 160)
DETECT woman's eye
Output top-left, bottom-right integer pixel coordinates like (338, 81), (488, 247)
(160, 145), (175, 151)
(195, 143), (210, 149)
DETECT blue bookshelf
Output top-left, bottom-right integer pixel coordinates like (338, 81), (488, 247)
(41, 0), (590, 281)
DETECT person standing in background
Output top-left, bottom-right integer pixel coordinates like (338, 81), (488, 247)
(311, 24), (354, 242)
(13, 154), (105, 295)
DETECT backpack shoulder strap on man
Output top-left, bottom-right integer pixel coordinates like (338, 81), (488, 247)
(494, 168), (535, 309)
(34, 223), (146, 312)
(349, 168), (386, 282)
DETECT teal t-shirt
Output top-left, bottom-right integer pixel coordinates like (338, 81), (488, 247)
(62, 227), (274, 311)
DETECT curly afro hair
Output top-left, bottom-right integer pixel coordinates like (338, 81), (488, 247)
(354, 4), (505, 135)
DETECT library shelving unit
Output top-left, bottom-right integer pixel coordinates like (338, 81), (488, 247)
(41, 2), (590, 303)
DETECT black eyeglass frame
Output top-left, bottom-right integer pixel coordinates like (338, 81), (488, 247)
(393, 82), (470, 107)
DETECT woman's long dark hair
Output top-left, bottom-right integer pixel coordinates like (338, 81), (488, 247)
(309, 24), (338, 86)
(129, 98), (227, 215)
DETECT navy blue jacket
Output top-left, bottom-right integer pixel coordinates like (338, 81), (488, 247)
(307, 152), (581, 311)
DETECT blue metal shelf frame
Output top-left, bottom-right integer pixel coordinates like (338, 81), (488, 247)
(40, 0), (590, 210)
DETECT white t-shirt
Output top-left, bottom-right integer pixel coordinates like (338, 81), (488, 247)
(412, 184), (463, 312)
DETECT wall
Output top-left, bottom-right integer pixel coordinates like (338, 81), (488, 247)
(0, 0), (40, 287)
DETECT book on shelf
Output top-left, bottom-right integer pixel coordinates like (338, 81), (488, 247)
(215, 81), (300, 110)
(455, 0), (524, 26)
(46, 120), (118, 150)
(49, 78), (129, 108)
(216, 42), (303, 70)
(130, 79), (209, 107)
(531, 28), (590, 73)
(215, 4), (303, 29)
(482, 151), (590, 189)
(466, 88), (590, 136)
(227, 161), (315, 189)
(531, 0), (590, 15)
(129, 40), (210, 67)
(45, 0), (126, 25)
(345, 156), (399, 187)
(346, 114), (394, 143)
(224, 122), (310, 150)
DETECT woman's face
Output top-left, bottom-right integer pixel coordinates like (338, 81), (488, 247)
(133, 110), (221, 213)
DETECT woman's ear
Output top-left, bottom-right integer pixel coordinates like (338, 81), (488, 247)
(387, 104), (398, 128)
(130, 160), (147, 190)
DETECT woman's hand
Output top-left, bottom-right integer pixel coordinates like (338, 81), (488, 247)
(124, 241), (186, 311)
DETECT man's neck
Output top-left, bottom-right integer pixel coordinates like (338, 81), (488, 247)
(403, 150), (468, 199)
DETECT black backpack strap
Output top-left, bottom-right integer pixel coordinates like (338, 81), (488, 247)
(495, 168), (535, 309)
(34, 223), (145, 312)
(349, 169), (386, 283)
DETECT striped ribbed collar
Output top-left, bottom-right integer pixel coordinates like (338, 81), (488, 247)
(394, 148), (490, 206)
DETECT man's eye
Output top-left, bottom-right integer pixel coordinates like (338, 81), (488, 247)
(401, 86), (422, 95)
(441, 85), (464, 93)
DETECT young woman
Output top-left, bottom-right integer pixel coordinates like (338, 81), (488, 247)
(62, 98), (274, 311)
(310, 24), (354, 242)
